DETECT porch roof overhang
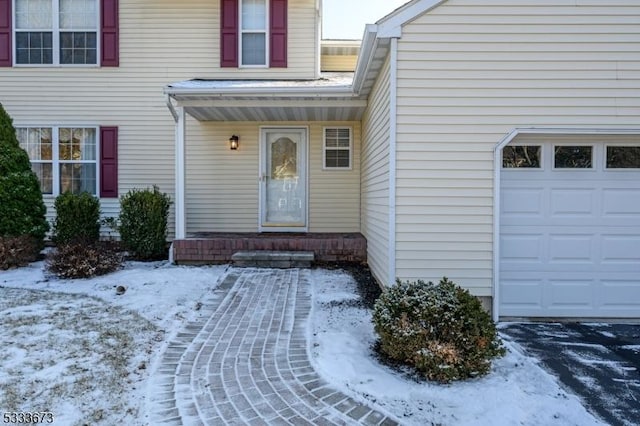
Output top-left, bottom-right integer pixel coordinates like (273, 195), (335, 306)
(164, 73), (368, 122)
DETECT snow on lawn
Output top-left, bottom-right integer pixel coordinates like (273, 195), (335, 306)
(1, 263), (606, 426)
(308, 269), (605, 426)
(0, 261), (226, 426)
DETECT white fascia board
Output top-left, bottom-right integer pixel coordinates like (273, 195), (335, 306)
(352, 25), (380, 94)
(178, 99), (367, 108)
(165, 86), (357, 99)
(377, 0), (447, 38)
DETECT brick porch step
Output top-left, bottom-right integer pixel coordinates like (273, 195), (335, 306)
(231, 251), (315, 268)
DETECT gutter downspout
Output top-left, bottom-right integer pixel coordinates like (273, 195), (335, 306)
(388, 37), (398, 287)
(315, 0), (322, 78)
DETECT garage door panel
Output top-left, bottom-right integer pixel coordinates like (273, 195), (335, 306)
(603, 189), (640, 217)
(601, 235), (640, 263)
(546, 279), (595, 309)
(550, 189), (595, 217)
(548, 234), (595, 263)
(600, 280), (640, 309)
(501, 188), (543, 215)
(500, 234), (543, 263)
(500, 278), (543, 309)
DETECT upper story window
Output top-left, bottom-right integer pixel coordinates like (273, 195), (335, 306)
(220, 0), (287, 69)
(241, 0), (267, 66)
(14, 0), (98, 65)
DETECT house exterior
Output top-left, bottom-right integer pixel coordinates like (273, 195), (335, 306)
(1, 0), (639, 320)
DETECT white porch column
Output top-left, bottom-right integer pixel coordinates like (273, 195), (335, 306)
(175, 107), (186, 239)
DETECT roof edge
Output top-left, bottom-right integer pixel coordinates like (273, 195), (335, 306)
(377, 0), (448, 38)
(352, 25), (380, 94)
(352, 0), (448, 95)
(164, 84), (357, 98)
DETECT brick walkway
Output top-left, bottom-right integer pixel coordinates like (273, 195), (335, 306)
(148, 268), (399, 425)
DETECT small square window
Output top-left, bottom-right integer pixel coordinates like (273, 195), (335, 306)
(324, 128), (352, 169)
(502, 145), (541, 168)
(606, 146), (640, 169)
(554, 146), (593, 169)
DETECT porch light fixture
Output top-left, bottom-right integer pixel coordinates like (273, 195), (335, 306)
(229, 135), (239, 150)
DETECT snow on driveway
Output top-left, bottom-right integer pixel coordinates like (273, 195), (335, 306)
(1, 263), (605, 425)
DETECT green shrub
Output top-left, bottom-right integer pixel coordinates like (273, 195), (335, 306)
(0, 103), (49, 258)
(52, 192), (101, 245)
(46, 242), (122, 279)
(118, 186), (171, 260)
(0, 235), (39, 270)
(372, 277), (505, 383)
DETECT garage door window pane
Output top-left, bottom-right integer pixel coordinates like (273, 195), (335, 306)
(502, 146), (541, 168)
(554, 146), (592, 169)
(606, 146), (640, 169)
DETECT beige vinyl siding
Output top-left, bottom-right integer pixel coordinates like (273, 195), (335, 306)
(321, 55), (358, 72)
(128, 0), (318, 80)
(309, 123), (361, 232)
(185, 121), (361, 233)
(0, 0), (320, 239)
(395, 0), (640, 297)
(361, 55), (391, 285)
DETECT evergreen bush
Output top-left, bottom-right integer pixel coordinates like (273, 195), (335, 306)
(372, 277), (505, 383)
(0, 103), (49, 258)
(118, 186), (171, 260)
(52, 192), (101, 245)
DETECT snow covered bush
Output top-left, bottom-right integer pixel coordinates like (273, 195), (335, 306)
(47, 242), (122, 279)
(0, 103), (49, 258)
(118, 186), (171, 260)
(52, 191), (101, 244)
(0, 235), (39, 270)
(372, 277), (505, 383)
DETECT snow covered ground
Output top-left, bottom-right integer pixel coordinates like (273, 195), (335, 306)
(0, 262), (603, 425)
(0, 261), (227, 425)
(308, 269), (604, 426)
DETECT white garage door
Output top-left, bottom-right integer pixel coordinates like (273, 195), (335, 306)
(500, 141), (640, 318)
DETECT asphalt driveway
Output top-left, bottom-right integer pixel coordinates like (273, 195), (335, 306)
(501, 323), (640, 426)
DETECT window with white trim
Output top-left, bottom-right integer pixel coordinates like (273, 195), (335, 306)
(554, 145), (593, 169)
(606, 146), (640, 169)
(17, 126), (98, 195)
(240, 0), (267, 66)
(15, 0), (98, 65)
(502, 145), (542, 168)
(323, 127), (352, 169)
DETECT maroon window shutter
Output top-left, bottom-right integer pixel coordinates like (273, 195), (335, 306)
(220, 0), (238, 68)
(101, 0), (119, 67)
(269, 0), (287, 68)
(100, 126), (118, 198)
(0, 0), (11, 67)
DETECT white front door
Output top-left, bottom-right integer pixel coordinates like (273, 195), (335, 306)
(260, 127), (308, 231)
